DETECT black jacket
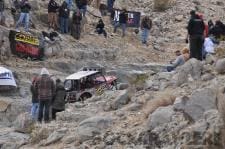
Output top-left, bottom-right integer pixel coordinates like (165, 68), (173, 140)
(141, 18), (152, 30)
(48, 0), (59, 13)
(188, 17), (205, 36)
(119, 12), (127, 24)
(52, 83), (66, 110)
(59, 5), (69, 18)
(96, 22), (104, 29)
(0, 0), (4, 12)
(20, 2), (31, 13)
(72, 13), (82, 24)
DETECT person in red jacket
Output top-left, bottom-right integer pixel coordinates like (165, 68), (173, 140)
(197, 13), (209, 37)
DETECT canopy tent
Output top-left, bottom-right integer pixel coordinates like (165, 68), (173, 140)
(0, 67), (17, 88)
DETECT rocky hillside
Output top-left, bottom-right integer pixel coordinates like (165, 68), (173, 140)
(0, 0), (225, 148)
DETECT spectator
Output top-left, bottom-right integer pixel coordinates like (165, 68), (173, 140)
(208, 20), (214, 30)
(167, 48), (190, 72)
(52, 79), (66, 120)
(197, 13), (208, 37)
(187, 10), (205, 60)
(114, 8), (127, 37)
(30, 76), (38, 120)
(0, 0), (5, 25)
(96, 19), (107, 38)
(80, 0), (88, 17)
(107, 0), (115, 13)
(48, 0), (59, 30)
(15, 0), (31, 32)
(35, 68), (55, 123)
(59, 1), (69, 34)
(203, 35), (219, 59)
(65, 0), (73, 10)
(71, 10), (82, 40)
(141, 16), (152, 45)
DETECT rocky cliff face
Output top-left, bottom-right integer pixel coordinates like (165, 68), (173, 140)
(0, 0), (225, 148)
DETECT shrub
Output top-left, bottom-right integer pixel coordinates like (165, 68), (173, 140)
(154, 0), (176, 11)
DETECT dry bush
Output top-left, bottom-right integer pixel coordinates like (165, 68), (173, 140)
(216, 47), (225, 59)
(154, 0), (176, 11)
(143, 90), (176, 117)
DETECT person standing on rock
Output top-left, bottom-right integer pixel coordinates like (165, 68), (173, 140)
(30, 76), (39, 120)
(107, 0), (115, 13)
(114, 8), (127, 37)
(141, 16), (152, 45)
(0, 0), (5, 25)
(48, 0), (59, 30)
(59, 1), (69, 34)
(51, 79), (66, 120)
(71, 10), (82, 40)
(15, 0), (31, 32)
(80, 0), (88, 17)
(187, 10), (205, 61)
(35, 68), (55, 123)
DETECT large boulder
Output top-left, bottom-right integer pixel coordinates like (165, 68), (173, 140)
(174, 58), (203, 86)
(76, 116), (113, 142)
(215, 58), (225, 74)
(147, 105), (174, 129)
(174, 87), (217, 121)
(43, 128), (68, 146)
(154, 0), (176, 11)
(13, 112), (34, 133)
(110, 90), (130, 110)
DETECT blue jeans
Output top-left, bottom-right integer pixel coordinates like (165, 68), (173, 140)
(166, 66), (175, 72)
(141, 28), (150, 44)
(60, 17), (69, 34)
(16, 12), (30, 32)
(31, 102), (39, 120)
(114, 22), (126, 37)
(80, 5), (87, 17)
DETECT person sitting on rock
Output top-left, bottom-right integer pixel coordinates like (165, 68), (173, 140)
(71, 10), (82, 40)
(202, 35), (219, 59)
(15, 0), (31, 32)
(95, 19), (107, 38)
(0, 0), (5, 25)
(166, 48), (190, 72)
(209, 20), (225, 39)
(52, 79), (66, 120)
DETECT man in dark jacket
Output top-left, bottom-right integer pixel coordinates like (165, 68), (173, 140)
(30, 76), (39, 120)
(96, 19), (107, 38)
(59, 1), (69, 33)
(52, 79), (66, 120)
(187, 10), (205, 60)
(141, 16), (152, 45)
(71, 10), (82, 39)
(114, 8), (127, 37)
(0, 0), (4, 25)
(48, 0), (59, 30)
(15, 0), (31, 32)
(35, 68), (55, 123)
